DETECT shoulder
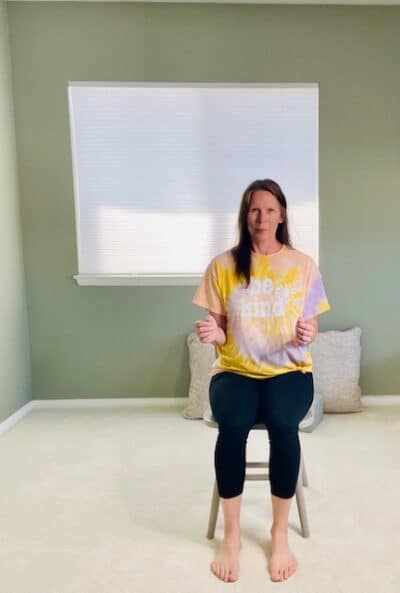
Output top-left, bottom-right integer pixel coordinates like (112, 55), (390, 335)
(208, 249), (236, 271)
(283, 246), (316, 270)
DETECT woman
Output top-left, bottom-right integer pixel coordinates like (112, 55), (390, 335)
(192, 179), (330, 583)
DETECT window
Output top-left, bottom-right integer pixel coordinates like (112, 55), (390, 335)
(68, 83), (318, 285)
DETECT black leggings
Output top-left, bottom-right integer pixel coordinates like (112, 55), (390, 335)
(209, 370), (314, 499)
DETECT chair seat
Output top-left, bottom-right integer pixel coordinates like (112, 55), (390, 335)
(204, 390), (324, 433)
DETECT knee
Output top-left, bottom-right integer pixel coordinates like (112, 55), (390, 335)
(217, 417), (253, 440)
(266, 419), (298, 438)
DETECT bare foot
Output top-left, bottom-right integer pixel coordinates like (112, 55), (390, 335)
(210, 534), (241, 583)
(268, 527), (298, 582)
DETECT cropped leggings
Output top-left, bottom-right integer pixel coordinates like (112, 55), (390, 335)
(209, 370), (314, 499)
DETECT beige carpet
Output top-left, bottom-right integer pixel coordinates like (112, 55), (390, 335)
(0, 398), (399, 593)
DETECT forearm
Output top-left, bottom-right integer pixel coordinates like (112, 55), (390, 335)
(213, 326), (227, 347)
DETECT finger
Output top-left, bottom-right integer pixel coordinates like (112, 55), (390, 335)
(198, 329), (213, 337)
(299, 337), (311, 344)
(198, 324), (214, 331)
(196, 320), (212, 330)
(303, 328), (314, 337)
(297, 328), (311, 338)
(200, 335), (214, 343)
(295, 332), (309, 344)
(300, 331), (311, 341)
(298, 326), (312, 337)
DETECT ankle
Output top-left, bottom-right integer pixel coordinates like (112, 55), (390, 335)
(224, 529), (241, 541)
(270, 525), (288, 537)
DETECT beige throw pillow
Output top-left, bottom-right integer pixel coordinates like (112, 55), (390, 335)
(184, 327), (363, 418)
(183, 332), (216, 419)
(309, 327), (362, 413)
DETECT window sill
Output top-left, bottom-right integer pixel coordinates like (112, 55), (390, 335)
(73, 274), (201, 286)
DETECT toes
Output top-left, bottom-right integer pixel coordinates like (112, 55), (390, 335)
(283, 566), (291, 579)
(211, 562), (222, 580)
(211, 561), (239, 583)
(272, 569), (281, 582)
(284, 563), (296, 579)
(269, 557), (298, 582)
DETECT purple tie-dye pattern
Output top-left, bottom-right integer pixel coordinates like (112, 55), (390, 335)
(227, 282), (310, 368)
(227, 286), (286, 364)
(233, 327), (309, 368)
(303, 273), (328, 319)
(193, 248), (330, 376)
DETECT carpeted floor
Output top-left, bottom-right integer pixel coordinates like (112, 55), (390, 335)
(0, 398), (399, 593)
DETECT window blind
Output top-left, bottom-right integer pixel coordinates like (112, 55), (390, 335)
(68, 83), (318, 283)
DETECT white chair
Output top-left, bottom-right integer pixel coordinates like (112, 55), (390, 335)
(203, 406), (310, 539)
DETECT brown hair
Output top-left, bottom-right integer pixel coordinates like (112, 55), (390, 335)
(231, 179), (293, 288)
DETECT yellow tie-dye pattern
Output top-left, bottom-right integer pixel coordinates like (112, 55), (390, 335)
(192, 247), (331, 379)
(211, 257), (311, 378)
(316, 299), (330, 314)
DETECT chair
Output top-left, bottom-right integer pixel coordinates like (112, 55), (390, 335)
(203, 407), (310, 539)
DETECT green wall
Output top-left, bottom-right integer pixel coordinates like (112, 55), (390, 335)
(7, 2), (400, 398)
(0, 1), (31, 421)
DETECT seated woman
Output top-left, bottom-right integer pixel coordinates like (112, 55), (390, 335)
(193, 178), (330, 583)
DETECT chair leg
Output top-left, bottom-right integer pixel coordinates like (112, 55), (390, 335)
(295, 457), (310, 538)
(301, 452), (309, 487)
(206, 480), (220, 539)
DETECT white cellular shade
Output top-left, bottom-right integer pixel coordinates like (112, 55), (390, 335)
(68, 83), (318, 281)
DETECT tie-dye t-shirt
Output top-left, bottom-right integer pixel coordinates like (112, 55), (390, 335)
(192, 244), (330, 379)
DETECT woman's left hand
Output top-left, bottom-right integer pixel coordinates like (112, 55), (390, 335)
(295, 316), (317, 346)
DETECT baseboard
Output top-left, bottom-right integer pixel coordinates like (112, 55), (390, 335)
(1, 395), (399, 437)
(31, 397), (188, 409)
(0, 401), (34, 437)
(361, 395), (400, 405)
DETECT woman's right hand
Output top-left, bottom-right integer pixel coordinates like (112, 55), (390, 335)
(195, 314), (222, 344)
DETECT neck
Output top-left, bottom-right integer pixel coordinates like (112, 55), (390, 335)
(251, 239), (283, 255)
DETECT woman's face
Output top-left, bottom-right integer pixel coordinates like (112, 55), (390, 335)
(247, 190), (283, 242)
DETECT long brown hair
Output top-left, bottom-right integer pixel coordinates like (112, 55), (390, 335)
(231, 179), (293, 288)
